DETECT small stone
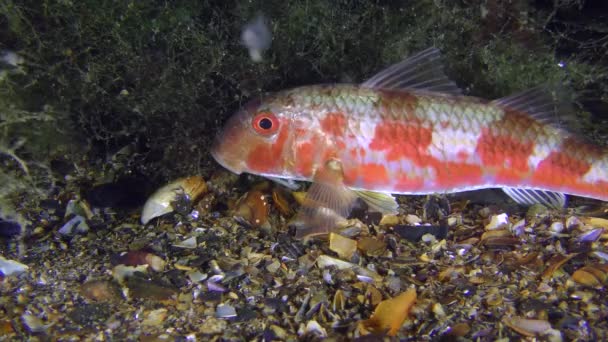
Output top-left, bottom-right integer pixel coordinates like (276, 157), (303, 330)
(126, 277), (177, 303)
(485, 213), (509, 230)
(299, 320), (327, 338)
(265, 260), (281, 273)
(421, 233), (437, 243)
(188, 270), (208, 283)
(357, 237), (387, 257)
(269, 324), (288, 339)
(379, 214), (400, 226)
(405, 214), (421, 225)
(447, 216), (458, 226)
(174, 236), (198, 249)
(21, 314), (48, 333)
(215, 304), (237, 318)
(0, 256), (28, 276)
(549, 221), (564, 234)
(449, 322), (471, 337)
(58, 215), (89, 235)
(329, 233), (357, 260)
(80, 280), (123, 302)
(199, 317), (227, 335)
(432, 302), (447, 319)
(142, 308), (168, 326)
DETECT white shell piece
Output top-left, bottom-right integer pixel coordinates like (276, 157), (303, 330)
(0, 256), (29, 276)
(141, 176), (206, 224)
(141, 183), (181, 224)
(173, 236), (198, 249)
(215, 304), (237, 318)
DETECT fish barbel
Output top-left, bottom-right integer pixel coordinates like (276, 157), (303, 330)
(211, 48), (608, 238)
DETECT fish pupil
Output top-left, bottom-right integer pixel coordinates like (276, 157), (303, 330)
(259, 117), (272, 129)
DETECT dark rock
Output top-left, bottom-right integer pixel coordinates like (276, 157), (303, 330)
(393, 224), (449, 242)
(67, 303), (112, 328)
(85, 176), (152, 209)
(0, 219), (21, 237)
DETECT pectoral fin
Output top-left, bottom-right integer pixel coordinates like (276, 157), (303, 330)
(293, 160), (358, 239)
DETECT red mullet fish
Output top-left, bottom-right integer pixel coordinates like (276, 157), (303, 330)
(211, 48), (608, 238)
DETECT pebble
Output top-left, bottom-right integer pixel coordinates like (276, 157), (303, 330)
(142, 308), (168, 326)
(215, 304), (237, 318)
(0, 256), (28, 276)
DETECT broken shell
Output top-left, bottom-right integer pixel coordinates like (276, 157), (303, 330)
(379, 214), (400, 226)
(480, 229), (512, 241)
(316, 255), (381, 282)
(485, 213), (509, 230)
(80, 280), (123, 302)
(329, 233), (357, 260)
(577, 228), (604, 242)
(215, 304), (237, 318)
(113, 251), (166, 272)
(572, 264), (608, 288)
(65, 198), (94, 220)
(142, 308), (168, 326)
(187, 270), (207, 283)
(579, 216), (608, 229)
(292, 191), (307, 205)
(332, 289), (346, 312)
(366, 285), (383, 306)
(196, 193), (217, 214)
(502, 316), (552, 337)
(357, 237), (387, 257)
(0, 256), (29, 276)
(438, 266), (466, 282)
(541, 254), (578, 280)
(449, 322), (471, 337)
(21, 314), (49, 334)
(112, 264), (149, 284)
(141, 176), (207, 224)
(272, 188), (293, 216)
(359, 288), (417, 336)
(299, 320), (328, 338)
(173, 236), (198, 249)
(405, 214), (421, 225)
(233, 190), (269, 227)
(549, 221), (564, 234)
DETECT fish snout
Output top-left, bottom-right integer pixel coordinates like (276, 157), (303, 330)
(211, 130), (246, 175)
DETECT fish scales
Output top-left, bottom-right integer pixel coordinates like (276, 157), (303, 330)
(289, 86), (514, 190)
(216, 83), (608, 200)
(211, 47), (608, 237)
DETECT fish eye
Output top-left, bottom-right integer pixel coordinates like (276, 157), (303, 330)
(252, 112), (279, 135)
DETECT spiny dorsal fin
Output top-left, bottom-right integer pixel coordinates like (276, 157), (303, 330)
(492, 86), (576, 128)
(362, 47), (462, 95)
(502, 187), (567, 209)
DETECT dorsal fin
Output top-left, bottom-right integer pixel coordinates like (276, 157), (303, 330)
(362, 47), (462, 95)
(491, 86), (575, 128)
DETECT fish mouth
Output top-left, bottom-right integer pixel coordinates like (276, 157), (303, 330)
(210, 138), (244, 175)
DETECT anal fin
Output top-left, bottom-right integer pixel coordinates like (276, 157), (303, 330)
(502, 187), (567, 209)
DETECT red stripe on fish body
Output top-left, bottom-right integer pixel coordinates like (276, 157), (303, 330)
(282, 84), (608, 201)
(211, 82), (608, 202)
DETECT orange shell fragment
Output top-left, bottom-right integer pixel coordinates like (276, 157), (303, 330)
(359, 287), (417, 336)
(234, 190), (269, 227)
